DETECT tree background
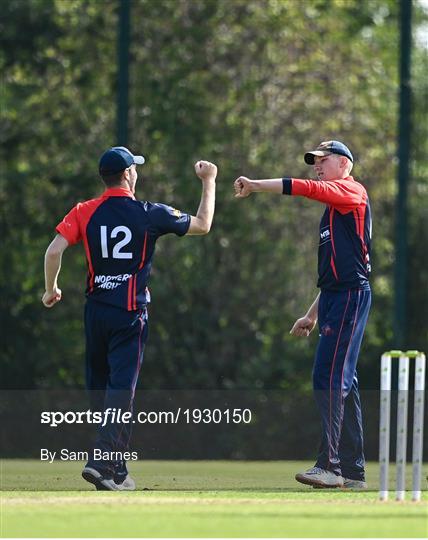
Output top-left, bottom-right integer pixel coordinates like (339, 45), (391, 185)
(1, 0), (427, 402)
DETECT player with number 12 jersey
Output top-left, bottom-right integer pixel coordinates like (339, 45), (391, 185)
(56, 190), (190, 311)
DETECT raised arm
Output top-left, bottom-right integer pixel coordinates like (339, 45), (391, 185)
(42, 234), (69, 308)
(187, 161), (217, 235)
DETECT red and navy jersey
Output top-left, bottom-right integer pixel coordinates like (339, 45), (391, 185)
(282, 176), (372, 291)
(56, 187), (190, 310)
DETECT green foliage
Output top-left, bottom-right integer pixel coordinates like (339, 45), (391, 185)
(1, 0), (427, 389)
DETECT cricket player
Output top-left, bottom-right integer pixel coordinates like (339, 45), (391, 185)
(43, 146), (217, 490)
(234, 141), (371, 489)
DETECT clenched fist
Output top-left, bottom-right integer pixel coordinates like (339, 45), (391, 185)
(289, 316), (317, 337)
(42, 287), (62, 308)
(234, 176), (253, 198)
(195, 161), (217, 182)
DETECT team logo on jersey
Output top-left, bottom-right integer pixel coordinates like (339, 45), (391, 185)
(319, 225), (331, 246)
(172, 208), (182, 218)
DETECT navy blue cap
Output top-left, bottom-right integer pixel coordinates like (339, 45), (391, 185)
(304, 140), (353, 165)
(99, 146), (145, 175)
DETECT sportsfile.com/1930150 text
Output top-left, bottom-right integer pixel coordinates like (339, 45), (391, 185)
(40, 408), (252, 427)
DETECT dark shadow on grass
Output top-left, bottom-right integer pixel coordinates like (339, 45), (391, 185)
(2, 487), (427, 494)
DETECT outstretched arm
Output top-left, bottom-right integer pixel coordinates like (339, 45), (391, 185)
(42, 234), (69, 308)
(187, 161), (217, 235)
(290, 292), (320, 337)
(234, 176), (283, 197)
(283, 177), (364, 210)
(235, 176), (365, 213)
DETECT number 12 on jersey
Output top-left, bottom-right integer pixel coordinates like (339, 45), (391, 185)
(100, 225), (133, 259)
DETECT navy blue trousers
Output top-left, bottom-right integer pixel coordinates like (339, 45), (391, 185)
(313, 288), (371, 480)
(84, 300), (148, 479)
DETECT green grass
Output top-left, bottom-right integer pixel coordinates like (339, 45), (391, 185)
(1, 460), (427, 538)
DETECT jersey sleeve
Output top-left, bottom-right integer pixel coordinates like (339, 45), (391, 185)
(55, 204), (82, 245)
(147, 203), (191, 236)
(282, 177), (365, 213)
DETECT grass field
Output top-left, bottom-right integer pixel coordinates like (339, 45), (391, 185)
(1, 460), (427, 538)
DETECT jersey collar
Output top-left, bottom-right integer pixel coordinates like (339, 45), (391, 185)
(331, 176), (355, 182)
(102, 187), (135, 200)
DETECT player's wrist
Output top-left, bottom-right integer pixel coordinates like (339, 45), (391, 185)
(249, 180), (259, 192)
(201, 175), (216, 184)
(45, 284), (58, 294)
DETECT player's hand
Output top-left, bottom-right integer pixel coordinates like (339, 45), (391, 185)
(234, 176), (253, 198)
(195, 161), (217, 182)
(290, 316), (317, 337)
(42, 287), (62, 308)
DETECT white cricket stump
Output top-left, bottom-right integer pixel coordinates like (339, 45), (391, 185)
(379, 350), (426, 502)
(379, 353), (392, 501)
(412, 353), (426, 502)
(396, 354), (409, 501)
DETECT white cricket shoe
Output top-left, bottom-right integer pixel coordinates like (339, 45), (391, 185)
(342, 477), (368, 489)
(295, 466), (344, 488)
(82, 467), (124, 491)
(118, 474), (136, 491)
